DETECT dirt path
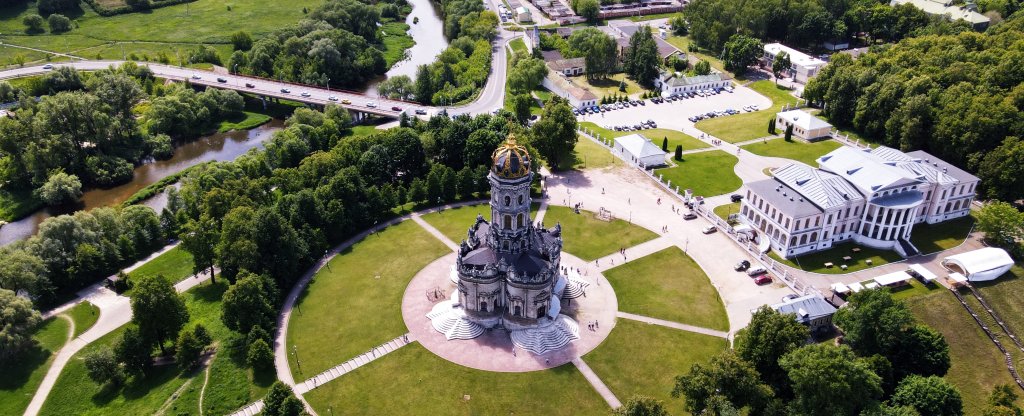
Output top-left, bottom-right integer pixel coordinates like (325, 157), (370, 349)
(197, 348), (217, 416)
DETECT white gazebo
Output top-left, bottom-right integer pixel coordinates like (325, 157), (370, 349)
(942, 247), (1014, 282)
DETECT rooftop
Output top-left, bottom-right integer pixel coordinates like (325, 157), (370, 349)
(771, 295), (837, 323)
(664, 73), (723, 87)
(764, 43), (827, 69)
(817, 146), (925, 195)
(746, 178), (825, 218)
(890, 0), (990, 24)
(776, 109), (832, 131)
(772, 164), (864, 211)
(614, 133), (667, 158)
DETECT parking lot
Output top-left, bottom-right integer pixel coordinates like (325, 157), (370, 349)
(575, 83), (773, 138)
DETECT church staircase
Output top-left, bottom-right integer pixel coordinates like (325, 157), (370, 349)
(426, 301), (486, 340)
(510, 315), (580, 355)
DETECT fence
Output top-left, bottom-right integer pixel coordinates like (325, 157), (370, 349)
(576, 127), (821, 297)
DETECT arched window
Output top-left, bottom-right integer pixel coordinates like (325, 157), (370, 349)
(810, 232), (818, 241)
(504, 196), (511, 206)
(518, 194), (524, 205)
(504, 215), (512, 229)
(800, 234), (808, 245)
(517, 213), (524, 227)
(790, 236), (797, 246)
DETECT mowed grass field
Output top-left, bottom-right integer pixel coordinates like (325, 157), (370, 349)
(603, 247), (729, 331)
(768, 243), (903, 274)
(740, 138), (842, 166)
(910, 215), (975, 255)
(0, 317), (70, 415)
(563, 135), (624, 171)
(579, 122), (709, 151)
(127, 246), (196, 290)
(584, 319), (728, 415)
(286, 220), (450, 379)
(542, 205), (658, 261)
(906, 286), (1022, 414)
(304, 343), (610, 416)
(713, 202), (740, 222)
(695, 81), (799, 143)
(41, 281), (272, 416)
(654, 150), (741, 197)
(65, 301), (100, 337)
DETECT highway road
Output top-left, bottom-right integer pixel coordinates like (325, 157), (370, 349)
(0, 31), (521, 118)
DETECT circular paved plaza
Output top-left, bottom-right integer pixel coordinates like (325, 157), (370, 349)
(401, 252), (619, 372)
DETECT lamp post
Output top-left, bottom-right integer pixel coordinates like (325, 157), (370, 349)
(292, 345), (302, 375)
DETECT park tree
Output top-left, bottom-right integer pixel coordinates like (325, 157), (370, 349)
(36, 171), (82, 206)
(175, 324), (212, 370)
(573, 0), (600, 22)
(674, 145), (682, 161)
(736, 306), (809, 393)
(222, 271), (279, 335)
(890, 375), (963, 416)
(377, 75), (415, 101)
(38, 0), (77, 14)
(567, 28), (618, 79)
(115, 325), (151, 377)
(768, 118), (776, 134)
(84, 350), (124, 386)
(771, 51), (790, 84)
(720, 34), (762, 74)
(693, 60), (711, 76)
(47, 13), (71, 33)
(669, 15), (688, 36)
(784, 124), (794, 142)
(662, 137), (668, 152)
(131, 275), (189, 353)
(263, 381), (305, 416)
(614, 395), (670, 416)
(230, 31), (253, 51)
(180, 215), (219, 284)
(22, 14), (44, 33)
(780, 344), (883, 415)
(507, 53), (547, 95)
(0, 247), (49, 299)
(623, 26), (661, 88)
(672, 350), (773, 413)
(529, 97), (578, 170)
(247, 338), (274, 372)
(977, 137), (1024, 202)
(0, 289), (41, 364)
(976, 201), (1024, 249)
(984, 385), (1022, 416)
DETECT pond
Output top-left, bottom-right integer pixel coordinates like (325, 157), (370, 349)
(0, 120), (284, 246)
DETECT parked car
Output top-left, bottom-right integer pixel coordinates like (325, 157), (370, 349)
(280, 88), (291, 93)
(216, 77), (227, 83)
(747, 267), (767, 277)
(781, 294), (800, 302)
(730, 194), (743, 202)
(701, 225), (717, 234)
(734, 260), (751, 271)
(754, 275), (772, 285)
(245, 83), (256, 88)
(683, 212), (698, 220)
(415, 109), (428, 115)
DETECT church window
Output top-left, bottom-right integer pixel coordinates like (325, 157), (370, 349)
(517, 213), (524, 227)
(518, 194), (524, 205)
(504, 215), (512, 229)
(504, 196), (511, 206)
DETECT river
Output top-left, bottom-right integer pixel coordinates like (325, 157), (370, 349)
(362, 0), (449, 96)
(0, 120), (283, 246)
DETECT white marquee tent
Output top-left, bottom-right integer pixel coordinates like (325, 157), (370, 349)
(942, 247), (1014, 282)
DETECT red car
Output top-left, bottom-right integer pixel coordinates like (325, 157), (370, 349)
(391, 106), (402, 112)
(754, 275), (772, 285)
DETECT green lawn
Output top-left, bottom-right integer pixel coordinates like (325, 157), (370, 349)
(569, 73), (646, 99)
(603, 247), (729, 331)
(579, 122), (709, 151)
(584, 319), (728, 415)
(420, 203), (539, 244)
(740, 138), (842, 166)
(888, 278), (941, 301)
(127, 246), (196, 288)
(65, 301), (100, 338)
(768, 243), (903, 274)
(41, 281), (271, 416)
(562, 135), (623, 170)
(654, 150), (742, 197)
(907, 289), (1021, 414)
(286, 220), (450, 379)
(509, 37), (527, 53)
(0, 187), (43, 222)
(542, 205), (659, 261)
(975, 265), (1024, 346)
(304, 343), (609, 415)
(0, 0), (324, 66)
(910, 215), (975, 255)
(0, 317), (69, 416)
(713, 202), (741, 222)
(695, 80), (799, 143)
(664, 36), (728, 76)
(216, 111), (272, 133)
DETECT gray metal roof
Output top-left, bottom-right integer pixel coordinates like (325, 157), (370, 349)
(817, 146), (924, 195)
(904, 149), (979, 184)
(773, 164), (863, 211)
(746, 178), (824, 218)
(772, 295), (837, 323)
(665, 73), (722, 87)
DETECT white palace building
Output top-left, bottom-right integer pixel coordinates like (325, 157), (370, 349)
(740, 146), (978, 259)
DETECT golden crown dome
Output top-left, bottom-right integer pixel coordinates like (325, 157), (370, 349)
(491, 134), (531, 179)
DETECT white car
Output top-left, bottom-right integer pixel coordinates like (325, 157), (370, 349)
(702, 225), (717, 234)
(328, 95), (339, 101)
(366, 101), (377, 108)
(191, 74), (201, 80)
(300, 92), (311, 97)
(42, 64), (53, 70)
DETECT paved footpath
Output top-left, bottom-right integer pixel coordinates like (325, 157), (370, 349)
(572, 357), (622, 408)
(591, 236), (675, 273)
(616, 311), (729, 339)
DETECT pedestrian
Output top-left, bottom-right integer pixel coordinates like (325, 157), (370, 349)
(596, 321), (599, 329)
(602, 187), (605, 194)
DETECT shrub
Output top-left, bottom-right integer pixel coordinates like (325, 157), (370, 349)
(23, 14), (45, 34)
(246, 338), (274, 371)
(84, 350), (124, 386)
(36, 171), (82, 206)
(86, 155), (135, 187)
(147, 133), (174, 160)
(47, 14), (71, 33)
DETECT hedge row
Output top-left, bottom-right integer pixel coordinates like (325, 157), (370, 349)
(82, 0), (198, 17)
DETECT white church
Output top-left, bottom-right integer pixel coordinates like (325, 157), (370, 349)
(740, 146), (978, 259)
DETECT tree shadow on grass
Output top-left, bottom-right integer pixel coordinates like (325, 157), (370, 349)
(0, 346), (50, 391)
(191, 281), (227, 303)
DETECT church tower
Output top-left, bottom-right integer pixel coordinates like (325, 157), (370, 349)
(488, 135), (534, 254)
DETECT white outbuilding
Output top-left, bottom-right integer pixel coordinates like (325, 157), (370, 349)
(942, 247), (1014, 282)
(613, 134), (667, 168)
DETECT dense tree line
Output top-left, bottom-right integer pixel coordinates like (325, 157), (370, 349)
(673, 289), (956, 415)
(682, 0), (969, 54)
(227, 0), (406, 88)
(412, 6), (497, 105)
(0, 64), (246, 205)
(805, 15), (1024, 202)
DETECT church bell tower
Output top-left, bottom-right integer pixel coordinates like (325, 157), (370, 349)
(489, 135), (533, 254)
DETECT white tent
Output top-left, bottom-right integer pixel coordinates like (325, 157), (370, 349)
(942, 247), (1014, 282)
(848, 282), (865, 293)
(949, 272), (969, 285)
(908, 264), (937, 283)
(830, 282), (851, 295)
(874, 271), (911, 287)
